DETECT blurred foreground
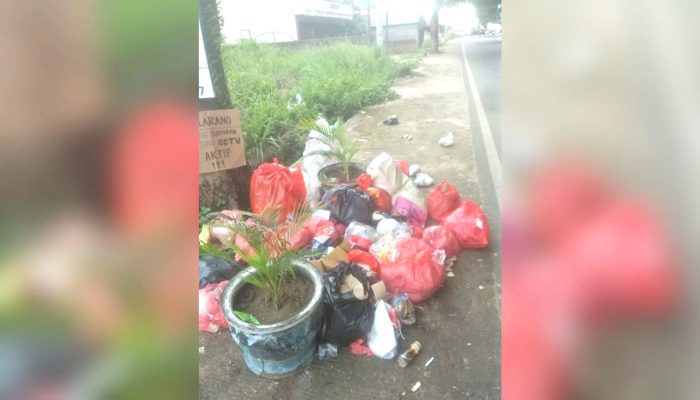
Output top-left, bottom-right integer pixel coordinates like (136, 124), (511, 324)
(0, 1), (198, 398)
(504, 0), (700, 399)
(0, 0), (699, 398)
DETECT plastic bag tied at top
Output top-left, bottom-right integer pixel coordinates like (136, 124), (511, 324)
(250, 159), (307, 220)
(321, 262), (375, 346)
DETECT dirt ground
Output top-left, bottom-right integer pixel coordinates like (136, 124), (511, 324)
(199, 41), (502, 399)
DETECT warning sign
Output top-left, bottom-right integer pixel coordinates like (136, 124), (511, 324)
(199, 109), (246, 174)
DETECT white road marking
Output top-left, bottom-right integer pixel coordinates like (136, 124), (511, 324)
(461, 39), (502, 210)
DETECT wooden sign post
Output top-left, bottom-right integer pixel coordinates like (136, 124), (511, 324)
(199, 0), (251, 210)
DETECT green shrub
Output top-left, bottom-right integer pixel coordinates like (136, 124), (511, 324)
(222, 41), (407, 166)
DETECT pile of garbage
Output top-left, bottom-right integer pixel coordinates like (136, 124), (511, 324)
(199, 144), (490, 365)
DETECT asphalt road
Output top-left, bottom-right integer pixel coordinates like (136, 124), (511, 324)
(461, 36), (501, 157)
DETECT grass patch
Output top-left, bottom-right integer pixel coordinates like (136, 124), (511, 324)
(222, 41), (409, 166)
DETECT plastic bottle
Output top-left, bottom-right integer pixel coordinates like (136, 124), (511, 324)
(397, 341), (422, 367)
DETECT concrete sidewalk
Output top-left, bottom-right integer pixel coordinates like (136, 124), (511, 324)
(199, 40), (501, 399)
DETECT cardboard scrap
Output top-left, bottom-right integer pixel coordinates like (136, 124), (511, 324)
(371, 281), (387, 302)
(309, 240), (352, 273)
(340, 274), (368, 300)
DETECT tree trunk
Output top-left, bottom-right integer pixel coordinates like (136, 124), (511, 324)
(430, 11), (439, 53)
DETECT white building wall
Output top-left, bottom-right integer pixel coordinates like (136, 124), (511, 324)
(219, 0), (353, 44)
(219, 0), (300, 44)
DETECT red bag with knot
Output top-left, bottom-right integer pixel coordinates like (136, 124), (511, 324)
(428, 181), (461, 222)
(380, 238), (446, 302)
(443, 200), (490, 249)
(250, 159), (307, 220)
(423, 225), (460, 258)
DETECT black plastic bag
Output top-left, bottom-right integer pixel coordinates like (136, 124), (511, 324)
(199, 255), (240, 288)
(322, 185), (376, 225)
(321, 262), (375, 346)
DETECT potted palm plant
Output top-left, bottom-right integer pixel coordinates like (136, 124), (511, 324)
(216, 207), (324, 378)
(303, 118), (366, 194)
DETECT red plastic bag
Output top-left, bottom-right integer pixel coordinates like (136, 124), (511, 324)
(443, 200), (490, 249)
(288, 228), (313, 251)
(303, 216), (340, 242)
(349, 338), (374, 356)
(423, 225), (460, 258)
(366, 187), (392, 212)
(380, 238), (446, 302)
(559, 199), (680, 321)
(199, 281), (229, 333)
(428, 181), (461, 222)
(395, 159), (409, 176)
(355, 173), (373, 191)
(348, 249), (380, 272)
(410, 224), (424, 238)
(250, 160), (307, 220)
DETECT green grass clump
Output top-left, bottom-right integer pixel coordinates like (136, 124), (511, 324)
(222, 41), (406, 166)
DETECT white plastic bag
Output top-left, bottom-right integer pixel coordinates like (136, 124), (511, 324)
(393, 178), (427, 210)
(300, 119), (338, 204)
(366, 152), (408, 195)
(367, 300), (397, 359)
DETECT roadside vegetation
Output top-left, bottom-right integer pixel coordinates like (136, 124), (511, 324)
(222, 41), (417, 166)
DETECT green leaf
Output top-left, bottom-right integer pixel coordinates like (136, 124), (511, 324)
(234, 311), (260, 325)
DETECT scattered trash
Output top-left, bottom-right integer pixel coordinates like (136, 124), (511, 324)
(438, 131), (455, 147)
(414, 173), (434, 187)
(467, 342), (472, 346)
(318, 342), (339, 360)
(367, 300), (398, 359)
(199, 146), (493, 372)
(400, 134), (413, 140)
(398, 341), (422, 368)
(391, 294), (416, 326)
(411, 381), (422, 392)
(383, 115), (400, 125)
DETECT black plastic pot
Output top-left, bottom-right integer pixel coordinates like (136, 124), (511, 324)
(220, 260), (324, 378)
(317, 162), (366, 196)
